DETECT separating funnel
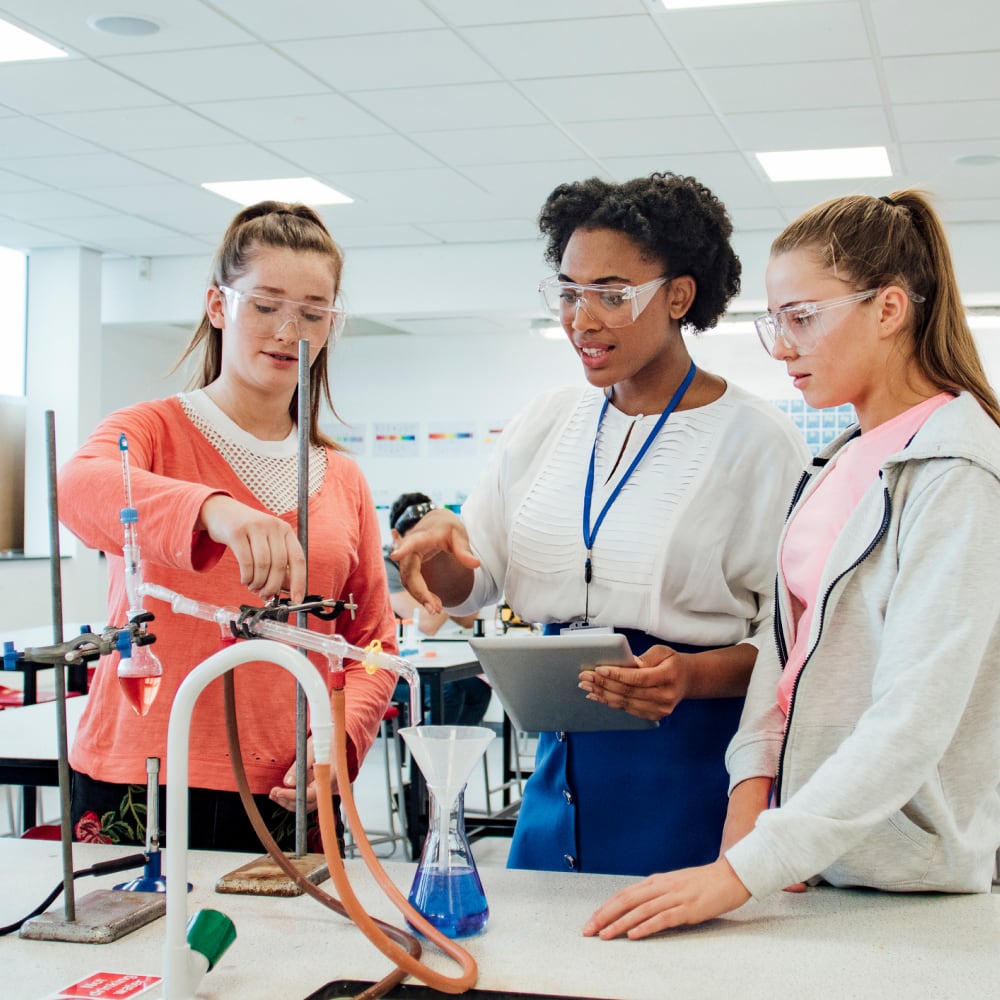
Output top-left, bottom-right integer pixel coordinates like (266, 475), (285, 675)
(399, 725), (495, 938)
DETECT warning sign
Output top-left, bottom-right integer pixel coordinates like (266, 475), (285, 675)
(48, 971), (161, 998)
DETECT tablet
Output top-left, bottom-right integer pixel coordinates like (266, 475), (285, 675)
(469, 633), (658, 733)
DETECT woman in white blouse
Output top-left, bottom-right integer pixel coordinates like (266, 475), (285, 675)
(393, 173), (808, 877)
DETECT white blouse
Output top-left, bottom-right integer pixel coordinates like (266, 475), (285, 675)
(455, 380), (810, 648)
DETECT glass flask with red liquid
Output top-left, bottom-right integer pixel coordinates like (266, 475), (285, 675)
(116, 629), (163, 717)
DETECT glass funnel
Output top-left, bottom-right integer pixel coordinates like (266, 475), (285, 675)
(399, 725), (495, 938)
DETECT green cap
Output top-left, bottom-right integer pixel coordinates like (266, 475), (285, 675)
(186, 908), (236, 971)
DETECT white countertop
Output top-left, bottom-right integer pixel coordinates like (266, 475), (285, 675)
(2, 839), (998, 999)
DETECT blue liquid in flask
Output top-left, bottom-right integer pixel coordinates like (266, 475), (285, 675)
(407, 864), (489, 938)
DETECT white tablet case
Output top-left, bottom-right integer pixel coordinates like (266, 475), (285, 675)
(469, 634), (658, 732)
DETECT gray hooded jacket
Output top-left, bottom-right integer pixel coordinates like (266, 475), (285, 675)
(726, 392), (1000, 900)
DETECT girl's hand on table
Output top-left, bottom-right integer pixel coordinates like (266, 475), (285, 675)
(578, 645), (690, 721)
(582, 859), (751, 940)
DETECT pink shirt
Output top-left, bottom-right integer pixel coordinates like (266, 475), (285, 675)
(777, 394), (953, 715)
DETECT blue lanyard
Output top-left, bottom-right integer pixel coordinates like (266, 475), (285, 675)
(582, 361), (696, 587)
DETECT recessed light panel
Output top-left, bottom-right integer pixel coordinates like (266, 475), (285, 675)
(756, 146), (892, 182)
(202, 178), (354, 207)
(0, 17), (67, 62)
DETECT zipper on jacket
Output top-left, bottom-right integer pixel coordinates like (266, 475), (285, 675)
(772, 465), (816, 668)
(773, 481), (892, 806)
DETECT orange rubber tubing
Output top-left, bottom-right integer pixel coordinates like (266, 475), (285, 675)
(315, 683), (478, 994)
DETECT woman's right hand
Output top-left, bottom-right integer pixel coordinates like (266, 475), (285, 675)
(198, 495), (307, 602)
(390, 508), (480, 613)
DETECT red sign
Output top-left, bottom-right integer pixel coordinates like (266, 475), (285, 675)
(53, 971), (161, 999)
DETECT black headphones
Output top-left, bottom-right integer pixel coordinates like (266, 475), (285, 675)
(392, 500), (434, 536)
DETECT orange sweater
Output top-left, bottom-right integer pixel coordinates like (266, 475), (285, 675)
(59, 397), (397, 793)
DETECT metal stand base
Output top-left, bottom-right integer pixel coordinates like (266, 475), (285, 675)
(214, 852), (328, 896)
(19, 889), (166, 944)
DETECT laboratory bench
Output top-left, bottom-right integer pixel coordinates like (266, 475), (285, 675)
(2, 839), (998, 999)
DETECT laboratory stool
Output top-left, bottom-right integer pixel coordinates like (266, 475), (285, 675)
(20, 824), (62, 840)
(345, 705), (409, 861)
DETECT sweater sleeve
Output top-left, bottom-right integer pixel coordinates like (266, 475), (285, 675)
(59, 400), (228, 572)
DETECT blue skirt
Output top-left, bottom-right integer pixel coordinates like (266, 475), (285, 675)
(506, 627), (744, 876)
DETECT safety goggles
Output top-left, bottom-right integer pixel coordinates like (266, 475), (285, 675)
(754, 289), (881, 357)
(538, 275), (671, 329)
(219, 285), (346, 339)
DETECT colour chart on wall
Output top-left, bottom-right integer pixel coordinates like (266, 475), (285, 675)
(372, 421), (420, 458)
(772, 399), (857, 454)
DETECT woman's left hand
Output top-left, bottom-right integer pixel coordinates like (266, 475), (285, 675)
(579, 645), (691, 721)
(582, 859), (751, 940)
(269, 736), (340, 812)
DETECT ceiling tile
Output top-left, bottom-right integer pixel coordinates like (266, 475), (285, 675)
(871, 0), (1000, 56)
(38, 104), (238, 151)
(278, 31), (499, 91)
(464, 15), (680, 79)
(0, 217), (72, 249)
(350, 83), (547, 132)
(430, 0), (648, 25)
(899, 139), (1000, 198)
(893, 102), (1000, 143)
(0, 167), (46, 194)
(41, 214), (180, 242)
(460, 160), (612, 207)
(519, 71), (710, 122)
(2, 153), (167, 189)
(603, 151), (773, 208)
(0, 190), (112, 221)
(409, 124), (586, 166)
(728, 207), (788, 232)
(0, 59), (162, 114)
(659, 3), (870, 67)
(725, 107), (891, 152)
(94, 235), (216, 257)
(938, 198), (1000, 224)
(697, 60), (883, 114)
(416, 219), (541, 243)
(79, 183), (238, 233)
(0, 0), (255, 55)
(326, 225), (442, 249)
(884, 53), (1000, 103)
(101, 45), (329, 103)
(565, 115), (735, 158)
(190, 94), (392, 141)
(0, 116), (101, 159)
(127, 143), (307, 185)
(268, 135), (441, 174)
(209, 0), (444, 37)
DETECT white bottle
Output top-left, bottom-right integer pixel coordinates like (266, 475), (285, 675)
(402, 607), (421, 651)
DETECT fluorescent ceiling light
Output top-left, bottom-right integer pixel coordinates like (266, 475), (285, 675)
(756, 146), (892, 182)
(0, 18), (67, 61)
(201, 177), (354, 206)
(661, 0), (792, 8)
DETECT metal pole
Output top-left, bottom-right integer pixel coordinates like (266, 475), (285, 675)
(294, 341), (310, 857)
(46, 410), (75, 921)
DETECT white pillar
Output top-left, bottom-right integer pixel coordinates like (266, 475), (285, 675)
(21, 247), (105, 626)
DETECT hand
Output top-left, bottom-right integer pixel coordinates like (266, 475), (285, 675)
(199, 495), (306, 602)
(582, 859), (751, 940)
(390, 508), (480, 612)
(269, 737), (340, 812)
(578, 645), (691, 721)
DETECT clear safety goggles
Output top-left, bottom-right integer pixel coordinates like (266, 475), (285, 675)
(754, 289), (881, 357)
(538, 274), (671, 329)
(219, 285), (346, 339)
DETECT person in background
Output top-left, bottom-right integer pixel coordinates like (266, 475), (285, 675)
(386, 491), (492, 727)
(585, 189), (1000, 939)
(59, 201), (397, 852)
(392, 172), (810, 877)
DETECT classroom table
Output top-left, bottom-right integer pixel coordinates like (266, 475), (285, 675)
(2, 838), (998, 999)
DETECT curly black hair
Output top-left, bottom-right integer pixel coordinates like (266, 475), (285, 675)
(538, 172), (741, 332)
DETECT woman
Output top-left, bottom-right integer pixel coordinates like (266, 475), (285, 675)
(586, 189), (1000, 937)
(59, 201), (397, 851)
(393, 173), (809, 876)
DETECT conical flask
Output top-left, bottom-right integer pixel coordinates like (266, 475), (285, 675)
(400, 725), (495, 938)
